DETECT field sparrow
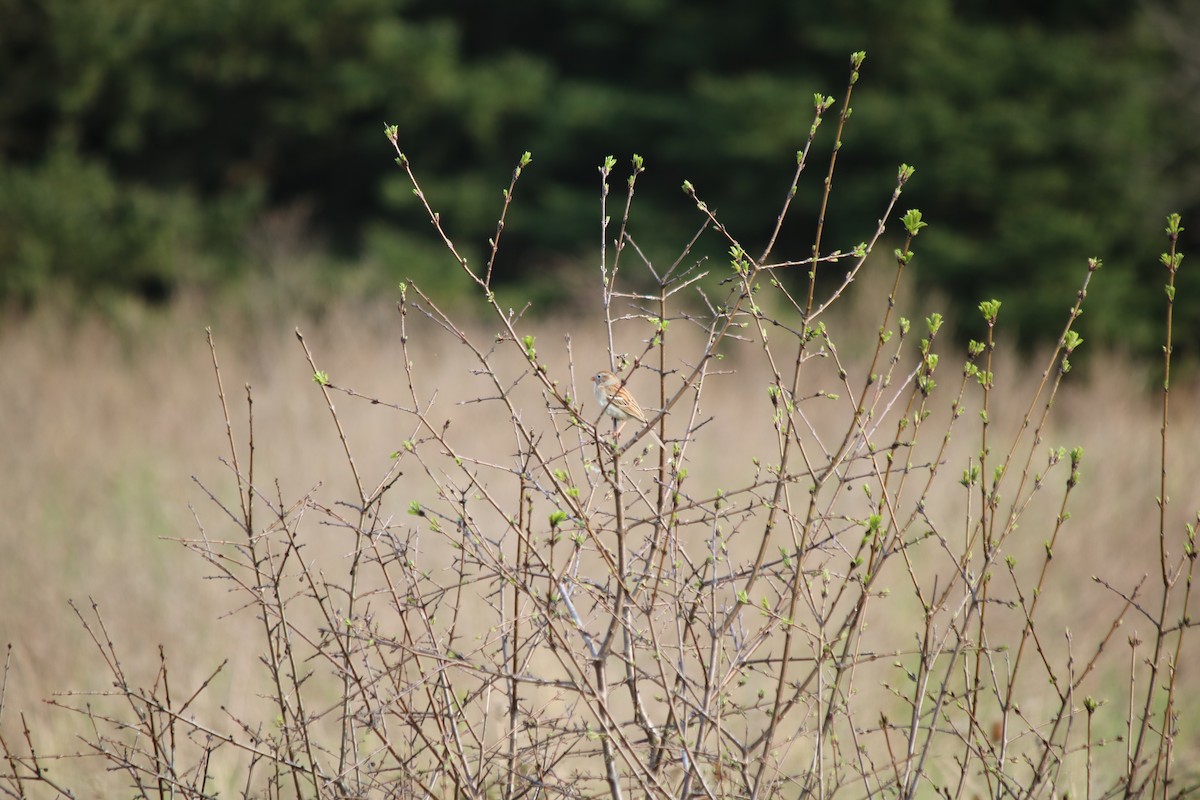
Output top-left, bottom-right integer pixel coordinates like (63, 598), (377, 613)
(592, 370), (665, 448)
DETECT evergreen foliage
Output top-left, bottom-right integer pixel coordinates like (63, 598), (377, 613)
(0, 0), (1192, 348)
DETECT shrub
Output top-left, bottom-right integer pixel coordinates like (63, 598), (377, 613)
(4, 53), (1193, 800)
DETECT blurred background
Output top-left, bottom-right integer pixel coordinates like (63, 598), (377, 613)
(4, 0), (1200, 787)
(2, 0), (1199, 347)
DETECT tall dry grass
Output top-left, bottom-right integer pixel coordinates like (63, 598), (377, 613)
(1, 277), (1197, 796)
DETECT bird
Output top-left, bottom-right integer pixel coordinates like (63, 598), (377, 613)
(592, 370), (666, 449)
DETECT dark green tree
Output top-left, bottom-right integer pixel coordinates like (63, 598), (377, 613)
(0, 0), (1190, 352)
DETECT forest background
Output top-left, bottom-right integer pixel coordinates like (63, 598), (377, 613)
(2, 0), (1199, 349)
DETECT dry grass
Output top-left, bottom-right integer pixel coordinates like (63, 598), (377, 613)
(2, 280), (1198, 795)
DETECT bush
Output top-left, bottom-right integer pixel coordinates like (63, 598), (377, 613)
(0, 147), (256, 308)
(3, 54), (1194, 799)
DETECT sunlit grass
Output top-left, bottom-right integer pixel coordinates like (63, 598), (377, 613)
(3, 285), (1198, 794)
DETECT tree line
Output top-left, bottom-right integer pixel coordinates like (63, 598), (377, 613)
(1, 0), (1196, 350)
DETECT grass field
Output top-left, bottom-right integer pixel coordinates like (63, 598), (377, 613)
(2, 281), (1198, 796)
